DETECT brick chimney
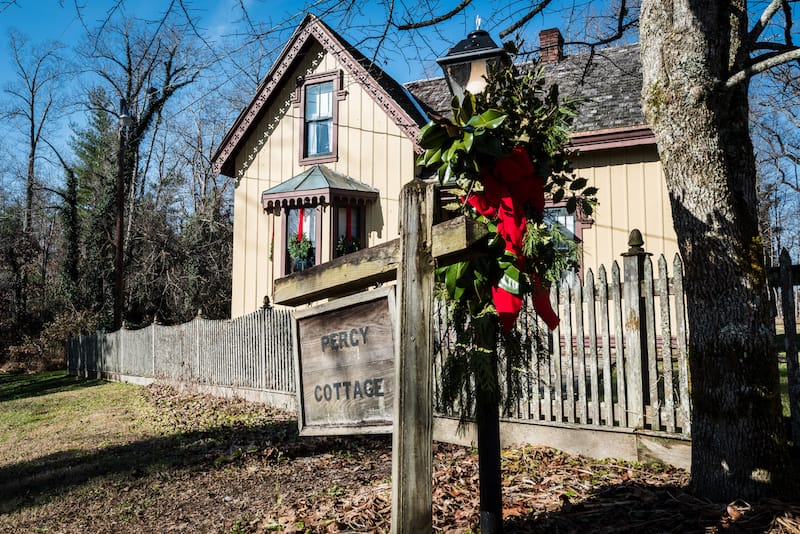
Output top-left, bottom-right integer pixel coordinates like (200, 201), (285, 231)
(539, 28), (564, 62)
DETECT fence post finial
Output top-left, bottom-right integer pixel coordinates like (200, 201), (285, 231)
(624, 229), (645, 256)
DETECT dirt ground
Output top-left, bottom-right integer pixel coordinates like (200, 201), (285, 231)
(1, 374), (798, 533)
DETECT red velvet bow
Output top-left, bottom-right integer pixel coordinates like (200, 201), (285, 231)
(465, 147), (559, 332)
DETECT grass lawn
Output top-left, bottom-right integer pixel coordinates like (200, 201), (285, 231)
(1, 371), (797, 533)
(0, 371), (147, 472)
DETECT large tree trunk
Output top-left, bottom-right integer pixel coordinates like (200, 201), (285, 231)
(640, 0), (794, 501)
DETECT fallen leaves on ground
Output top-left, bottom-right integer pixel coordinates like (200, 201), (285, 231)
(2, 382), (799, 533)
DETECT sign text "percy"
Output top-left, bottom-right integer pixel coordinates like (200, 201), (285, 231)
(321, 326), (369, 352)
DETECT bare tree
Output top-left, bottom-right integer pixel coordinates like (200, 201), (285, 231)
(752, 62), (800, 261)
(79, 9), (202, 327)
(0, 30), (66, 329)
(2, 31), (64, 232)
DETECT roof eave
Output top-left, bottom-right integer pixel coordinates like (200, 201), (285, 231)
(212, 14), (318, 178)
(261, 187), (379, 211)
(569, 125), (655, 152)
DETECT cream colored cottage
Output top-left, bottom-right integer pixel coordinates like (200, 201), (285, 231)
(212, 14), (678, 318)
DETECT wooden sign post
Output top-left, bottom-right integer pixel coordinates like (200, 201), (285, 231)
(273, 180), (488, 533)
(390, 180), (435, 533)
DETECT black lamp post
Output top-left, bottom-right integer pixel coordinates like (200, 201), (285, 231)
(114, 99), (133, 331)
(437, 22), (510, 534)
(436, 22), (510, 102)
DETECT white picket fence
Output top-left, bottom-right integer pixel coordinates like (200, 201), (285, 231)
(433, 252), (691, 439)
(67, 308), (295, 394)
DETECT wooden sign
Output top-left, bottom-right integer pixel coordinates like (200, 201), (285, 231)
(292, 285), (396, 435)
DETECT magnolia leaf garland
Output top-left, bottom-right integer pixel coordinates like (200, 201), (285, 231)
(417, 66), (597, 333)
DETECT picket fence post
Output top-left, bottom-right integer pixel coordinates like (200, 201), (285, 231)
(621, 229), (650, 429)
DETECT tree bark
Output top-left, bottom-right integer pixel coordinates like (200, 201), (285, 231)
(640, 0), (794, 501)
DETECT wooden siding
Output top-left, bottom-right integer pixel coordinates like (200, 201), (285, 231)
(231, 43), (418, 317)
(574, 145), (679, 276)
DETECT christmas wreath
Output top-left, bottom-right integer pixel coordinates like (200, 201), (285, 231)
(417, 60), (596, 334)
(287, 233), (313, 262)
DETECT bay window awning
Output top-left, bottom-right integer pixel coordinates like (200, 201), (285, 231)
(261, 164), (379, 213)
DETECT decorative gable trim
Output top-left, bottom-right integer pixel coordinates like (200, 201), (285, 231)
(213, 14), (423, 177)
(305, 20), (423, 153)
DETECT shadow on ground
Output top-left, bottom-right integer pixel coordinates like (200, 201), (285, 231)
(503, 482), (793, 533)
(0, 370), (104, 403)
(0, 416), (390, 515)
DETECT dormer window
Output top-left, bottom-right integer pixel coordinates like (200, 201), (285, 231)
(298, 71), (345, 165)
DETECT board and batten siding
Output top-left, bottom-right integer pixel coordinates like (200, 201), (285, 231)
(231, 43), (418, 318)
(574, 145), (679, 275)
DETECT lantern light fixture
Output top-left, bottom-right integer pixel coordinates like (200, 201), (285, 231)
(436, 17), (510, 100)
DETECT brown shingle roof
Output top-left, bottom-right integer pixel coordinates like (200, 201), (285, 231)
(405, 43), (646, 134)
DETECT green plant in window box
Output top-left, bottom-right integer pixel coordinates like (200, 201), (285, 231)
(288, 233), (313, 261)
(336, 235), (361, 256)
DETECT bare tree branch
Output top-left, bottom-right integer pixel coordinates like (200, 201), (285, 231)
(372, 0), (396, 65)
(749, 0), (785, 43)
(726, 47), (800, 88)
(0, 0), (17, 14)
(500, 0), (554, 38)
(396, 0), (473, 30)
(782, 0), (794, 47)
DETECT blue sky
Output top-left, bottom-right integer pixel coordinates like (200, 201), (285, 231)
(0, 0), (572, 90)
(0, 0), (576, 197)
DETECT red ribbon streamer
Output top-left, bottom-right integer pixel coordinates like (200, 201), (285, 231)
(465, 146), (559, 333)
(297, 208), (304, 242)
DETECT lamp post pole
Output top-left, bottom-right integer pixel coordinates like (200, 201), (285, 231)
(437, 22), (510, 534)
(114, 99), (132, 331)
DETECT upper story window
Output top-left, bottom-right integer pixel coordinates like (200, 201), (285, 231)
(297, 71), (345, 165)
(305, 81), (333, 157)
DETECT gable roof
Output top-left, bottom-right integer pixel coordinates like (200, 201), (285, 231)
(212, 14), (427, 178)
(405, 43), (653, 149)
